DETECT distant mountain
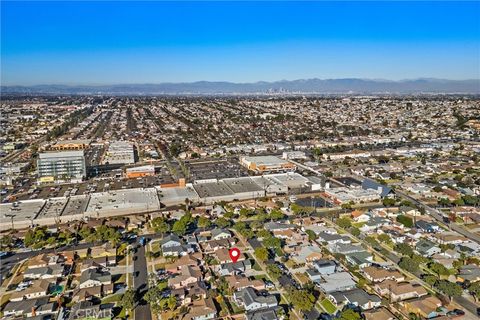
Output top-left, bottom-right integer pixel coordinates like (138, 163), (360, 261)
(2, 78), (479, 95)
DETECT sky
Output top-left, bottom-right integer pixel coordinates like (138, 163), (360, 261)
(1, 1), (479, 85)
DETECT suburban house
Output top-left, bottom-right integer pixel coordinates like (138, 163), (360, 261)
(79, 269), (112, 289)
(182, 297), (217, 320)
(329, 288), (381, 310)
(415, 220), (441, 233)
(363, 307), (396, 320)
(233, 287), (278, 311)
(457, 264), (480, 283)
(164, 254), (201, 273)
(225, 275), (265, 291)
(402, 296), (443, 319)
(210, 228), (232, 240)
(3, 297), (52, 318)
(351, 210), (371, 223)
(415, 239), (441, 257)
(160, 234), (183, 249)
(362, 266), (404, 283)
(291, 245), (322, 264)
(10, 279), (51, 301)
(313, 259), (336, 275)
(327, 243), (364, 255)
(23, 264), (64, 280)
(317, 272), (356, 293)
(345, 251), (374, 268)
(316, 232), (351, 244)
(361, 178), (395, 198)
(246, 306), (283, 320)
(72, 284), (114, 303)
(375, 280), (428, 302)
(168, 265), (203, 289)
(218, 260), (252, 276)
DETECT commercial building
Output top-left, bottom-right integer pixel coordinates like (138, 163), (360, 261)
(103, 141), (135, 165)
(125, 165), (155, 178)
(282, 151), (307, 160)
(323, 150), (371, 160)
(240, 155), (296, 173)
(37, 150), (86, 183)
(50, 139), (91, 151)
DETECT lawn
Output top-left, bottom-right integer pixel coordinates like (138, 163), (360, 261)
(101, 293), (122, 304)
(253, 274), (267, 281)
(294, 272), (309, 285)
(114, 274), (127, 284)
(320, 298), (337, 314)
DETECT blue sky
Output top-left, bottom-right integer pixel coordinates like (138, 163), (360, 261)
(1, 1), (479, 85)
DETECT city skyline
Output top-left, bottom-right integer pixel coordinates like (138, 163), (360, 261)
(1, 1), (479, 85)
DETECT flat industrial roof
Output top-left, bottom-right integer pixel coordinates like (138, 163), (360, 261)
(222, 177), (264, 193)
(157, 186), (200, 206)
(39, 150), (84, 159)
(86, 188), (160, 213)
(53, 139), (91, 146)
(242, 155), (288, 165)
(37, 198), (68, 218)
(267, 172), (309, 188)
(62, 195), (90, 216)
(0, 200), (45, 224)
(193, 181), (235, 198)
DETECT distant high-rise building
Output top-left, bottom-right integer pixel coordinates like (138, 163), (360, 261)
(37, 150), (86, 183)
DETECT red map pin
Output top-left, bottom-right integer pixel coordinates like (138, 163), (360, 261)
(229, 248), (241, 263)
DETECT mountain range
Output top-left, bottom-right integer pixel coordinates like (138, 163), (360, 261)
(2, 78), (479, 95)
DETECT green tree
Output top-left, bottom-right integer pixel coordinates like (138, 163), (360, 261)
(377, 234), (392, 245)
(144, 286), (162, 312)
(382, 198), (396, 207)
(395, 243), (414, 257)
(350, 227), (361, 237)
(254, 247), (269, 261)
(429, 262), (450, 277)
(121, 289), (136, 312)
(290, 203), (305, 215)
(396, 215), (413, 228)
(339, 308), (361, 320)
(399, 257), (419, 273)
(172, 212), (193, 236)
(269, 209), (286, 221)
(197, 216), (212, 229)
(435, 280), (463, 298)
(305, 229), (317, 241)
(151, 217), (170, 235)
(468, 282), (480, 301)
(0, 235), (13, 248)
(215, 217), (232, 228)
(424, 275), (437, 287)
(263, 235), (282, 249)
(267, 264), (282, 281)
(257, 229), (271, 239)
(337, 217), (352, 229)
(287, 288), (315, 312)
(438, 198), (451, 207)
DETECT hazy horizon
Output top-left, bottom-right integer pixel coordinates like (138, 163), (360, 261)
(2, 1), (479, 86)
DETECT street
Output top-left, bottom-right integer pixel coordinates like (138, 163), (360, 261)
(133, 240), (152, 320)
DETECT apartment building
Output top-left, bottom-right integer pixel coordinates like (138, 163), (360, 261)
(37, 150), (86, 183)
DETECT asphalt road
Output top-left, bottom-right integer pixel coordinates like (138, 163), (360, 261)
(454, 295), (480, 317)
(396, 190), (480, 244)
(0, 241), (96, 282)
(133, 240), (152, 320)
